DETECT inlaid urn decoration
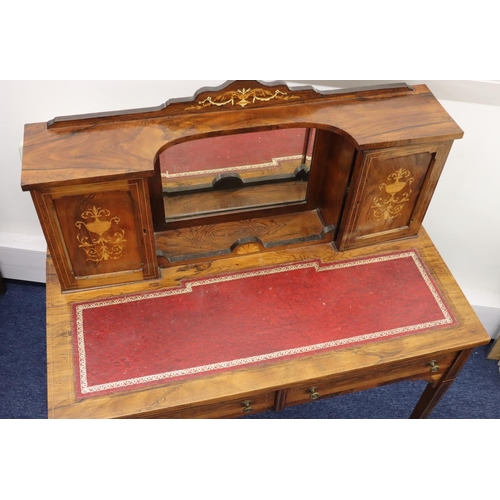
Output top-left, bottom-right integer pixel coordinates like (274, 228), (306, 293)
(371, 167), (415, 221)
(75, 206), (126, 262)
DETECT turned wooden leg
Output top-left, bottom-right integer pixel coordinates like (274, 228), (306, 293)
(410, 348), (474, 419)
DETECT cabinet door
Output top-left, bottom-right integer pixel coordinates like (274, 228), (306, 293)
(33, 178), (159, 291)
(336, 142), (453, 250)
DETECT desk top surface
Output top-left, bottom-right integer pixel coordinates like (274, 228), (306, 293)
(45, 228), (489, 418)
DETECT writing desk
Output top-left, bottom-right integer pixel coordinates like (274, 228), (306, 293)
(45, 228), (489, 419)
(22, 81), (490, 418)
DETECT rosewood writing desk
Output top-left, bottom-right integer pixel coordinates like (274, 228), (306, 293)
(21, 81), (490, 418)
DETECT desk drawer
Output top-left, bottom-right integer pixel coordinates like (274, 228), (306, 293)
(138, 391), (276, 419)
(285, 352), (457, 407)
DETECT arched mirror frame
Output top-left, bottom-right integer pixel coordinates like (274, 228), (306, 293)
(149, 123), (358, 265)
(151, 124), (355, 224)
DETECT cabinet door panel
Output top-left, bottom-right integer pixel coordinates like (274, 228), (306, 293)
(53, 190), (142, 278)
(355, 151), (433, 239)
(337, 142), (453, 250)
(33, 178), (159, 291)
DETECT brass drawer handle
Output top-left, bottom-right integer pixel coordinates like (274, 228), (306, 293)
(242, 400), (253, 413)
(428, 360), (440, 373)
(308, 386), (320, 400)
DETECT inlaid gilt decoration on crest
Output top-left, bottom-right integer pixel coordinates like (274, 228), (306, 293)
(371, 167), (415, 221)
(185, 87), (300, 110)
(75, 206), (126, 262)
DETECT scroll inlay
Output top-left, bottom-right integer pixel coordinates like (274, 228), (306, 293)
(371, 167), (415, 221)
(75, 206), (126, 262)
(185, 87), (300, 110)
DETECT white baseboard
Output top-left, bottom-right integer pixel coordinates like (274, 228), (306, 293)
(2, 231), (500, 339)
(0, 231), (47, 283)
(473, 306), (500, 339)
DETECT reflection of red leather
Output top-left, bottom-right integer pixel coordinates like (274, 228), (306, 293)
(72, 251), (455, 399)
(160, 128), (312, 174)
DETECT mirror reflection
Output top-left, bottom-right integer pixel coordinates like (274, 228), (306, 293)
(160, 128), (316, 221)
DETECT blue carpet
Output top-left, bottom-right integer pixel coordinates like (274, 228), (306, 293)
(1, 279), (499, 419)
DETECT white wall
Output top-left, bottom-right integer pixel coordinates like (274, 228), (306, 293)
(1, 80), (499, 337)
(0, 80), (226, 236)
(0, 81), (226, 281)
(427, 92), (500, 338)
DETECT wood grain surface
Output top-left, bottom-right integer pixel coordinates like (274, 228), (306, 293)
(45, 228), (490, 419)
(22, 84), (462, 191)
(22, 81), (465, 291)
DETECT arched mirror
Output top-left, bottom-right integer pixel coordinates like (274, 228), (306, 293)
(160, 127), (316, 221)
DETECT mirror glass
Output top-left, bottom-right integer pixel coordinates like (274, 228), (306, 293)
(160, 128), (316, 221)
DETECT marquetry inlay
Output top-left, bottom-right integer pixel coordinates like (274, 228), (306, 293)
(371, 167), (415, 221)
(185, 87), (300, 110)
(75, 206), (126, 262)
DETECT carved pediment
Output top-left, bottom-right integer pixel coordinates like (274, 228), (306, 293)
(47, 80), (413, 129)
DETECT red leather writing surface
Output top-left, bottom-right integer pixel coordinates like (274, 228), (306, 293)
(72, 251), (455, 398)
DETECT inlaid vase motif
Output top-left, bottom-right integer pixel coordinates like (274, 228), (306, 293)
(75, 206), (126, 262)
(371, 167), (415, 221)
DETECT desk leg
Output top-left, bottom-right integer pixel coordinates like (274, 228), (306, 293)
(410, 348), (473, 419)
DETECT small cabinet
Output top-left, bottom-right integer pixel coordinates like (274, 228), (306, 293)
(336, 142), (454, 250)
(32, 177), (159, 291)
